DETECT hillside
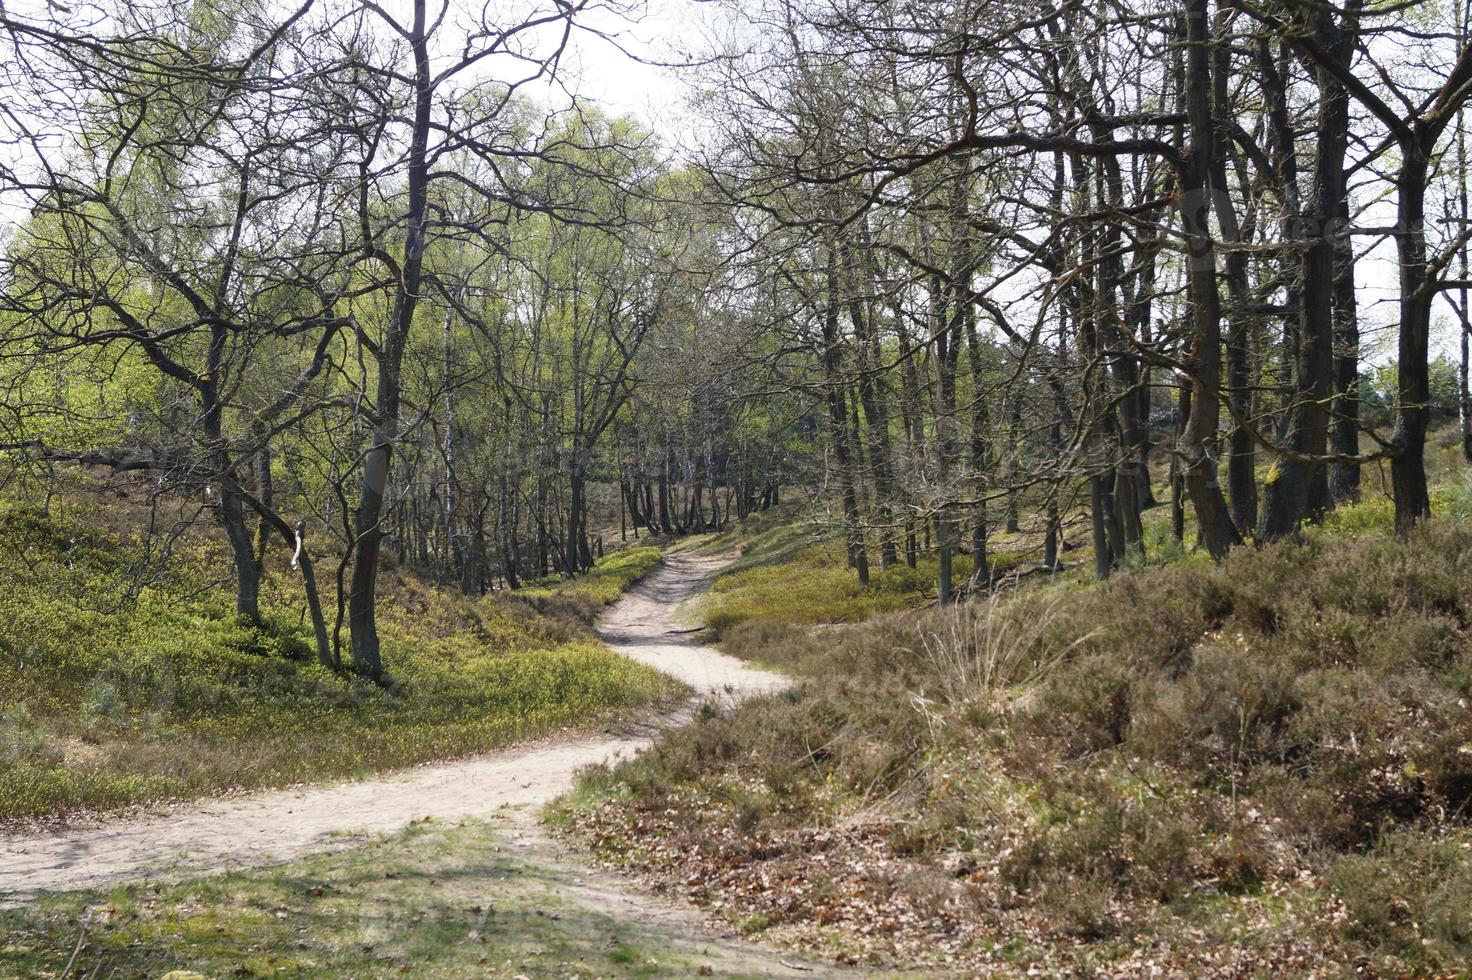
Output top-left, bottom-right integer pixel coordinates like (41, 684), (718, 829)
(0, 495), (681, 824)
(558, 512), (1472, 975)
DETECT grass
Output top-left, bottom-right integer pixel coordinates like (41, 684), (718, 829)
(704, 541), (971, 637)
(501, 546), (668, 620)
(0, 818), (788, 979)
(557, 513), (1472, 974)
(0, 496), (678, 823)
(692, 512), (1039, 639)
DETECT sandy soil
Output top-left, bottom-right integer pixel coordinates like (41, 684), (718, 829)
(0, 556), (791, 918)
(596, 553), (788, 703)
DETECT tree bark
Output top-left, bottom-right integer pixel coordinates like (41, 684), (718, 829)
(1179, 0), (1242, 559)
(1256, 9), (1348, 543)
(844, 236), (899, 568)
(1329, 194), (1362, 501)
(822, 243), (870, 584)
(1391, 154), (1434, 534)
(347, 0), (432, 680)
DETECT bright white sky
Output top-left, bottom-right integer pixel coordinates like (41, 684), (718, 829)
(532, 0), (715, 150)
(0, 0), (1460, 366)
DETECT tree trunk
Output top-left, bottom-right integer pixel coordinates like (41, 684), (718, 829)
(961, 261), (991, 589)
(822, 243), (870, 584)
(222, 485), (263, 624)
(1179, 0), (1242, 559)
(1329, 194), (1362, 501)
(844, 236), (899, 568)
(1171, 378), (1191, 543)
(1210, 2), (1258, 536)
(1391, 155), (1433, 534)
(347, 0), (432, 680)
(1257, 8), (1350, 542)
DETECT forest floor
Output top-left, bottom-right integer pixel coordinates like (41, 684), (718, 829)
(558, 511), (1472, 976)
(0, 555), (833, 977)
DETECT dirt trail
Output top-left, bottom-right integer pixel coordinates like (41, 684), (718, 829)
(0, 556), (791, 924)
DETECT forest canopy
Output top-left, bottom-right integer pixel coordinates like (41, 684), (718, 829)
(3, 0), (1472, 677)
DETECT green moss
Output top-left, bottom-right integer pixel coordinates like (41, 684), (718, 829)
(0, 502), (681, 821)
(0, 819), (777, 978)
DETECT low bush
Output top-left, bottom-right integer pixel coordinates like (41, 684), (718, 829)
(560, 519), (1472, 973)
(1327, 828), (1472, 968)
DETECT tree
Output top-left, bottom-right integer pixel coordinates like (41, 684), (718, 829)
(0, 0), (345, 661)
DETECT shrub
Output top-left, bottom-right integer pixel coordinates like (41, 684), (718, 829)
(1327, 828), (1472, 971)
(563, 514), (1472, 969)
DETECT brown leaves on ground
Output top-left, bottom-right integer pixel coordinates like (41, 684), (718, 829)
(565, 783), (1396, 977)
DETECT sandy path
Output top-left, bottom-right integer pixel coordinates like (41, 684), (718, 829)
(0, 554), (788, 909)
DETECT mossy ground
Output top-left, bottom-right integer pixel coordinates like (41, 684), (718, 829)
(0, 496), (679, 823)
(0, 818), (798, 979)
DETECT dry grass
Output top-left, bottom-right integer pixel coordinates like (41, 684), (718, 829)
(558, 518), (1472, 974)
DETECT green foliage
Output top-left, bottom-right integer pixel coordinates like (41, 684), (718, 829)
(701, 525), (980, 637)
(484, 547), (662, 649)
(1313, 493), (1396, 537)
(0, 502), (680, 822)
(1360, 356), (1465, 427)
(1139, 511), (1190, 566)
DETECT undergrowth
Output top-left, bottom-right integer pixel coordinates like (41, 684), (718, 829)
(560, 519), (1472, 974)
(699, 518), (1032, 638)
(0, 498), (677, 823)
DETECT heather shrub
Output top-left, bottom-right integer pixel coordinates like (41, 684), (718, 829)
(1327, 828), (1472, 970)
(568, 516), (1472, 965)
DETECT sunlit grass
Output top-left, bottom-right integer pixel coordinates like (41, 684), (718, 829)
(512, 546), (663, 607)
(704, 542), (972, 636)
(0, 501), (680, 822)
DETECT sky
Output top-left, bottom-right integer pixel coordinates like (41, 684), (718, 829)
(521, 0), (712, 145)
(0, 0), (1462, 367)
